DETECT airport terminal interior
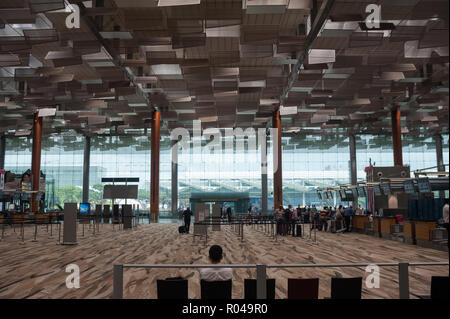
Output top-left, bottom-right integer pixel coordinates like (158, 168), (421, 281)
(0, 0), (449, 300)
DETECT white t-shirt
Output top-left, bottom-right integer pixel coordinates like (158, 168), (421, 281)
(443, 204), (449, 223)
(200, 267), (232, 281)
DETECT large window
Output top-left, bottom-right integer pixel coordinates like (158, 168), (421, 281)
(41, 136), (84, 208)
(3, 133), (448, 212)
(282, 134), (351, 207)
(177, 131), (261, 211)
(356, 135), (394, 181)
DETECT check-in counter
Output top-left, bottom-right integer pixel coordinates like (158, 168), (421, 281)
(380, 217), (397, 239)
(11, 213), (29, 223)
(415, 221), (436, 248)
(403, 220), (415, 245)
(373, 217), (381, 237)
(352, 215), (367, 233)
(34, 213), (48, 222)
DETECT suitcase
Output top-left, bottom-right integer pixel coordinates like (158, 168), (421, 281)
(178, 226), (186, 234)
(296, 224), (302, 237)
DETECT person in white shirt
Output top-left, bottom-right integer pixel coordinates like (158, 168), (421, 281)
(443, 200), (449, 261)
(200, 245), (232, 282)
(443, 200), (449, 224)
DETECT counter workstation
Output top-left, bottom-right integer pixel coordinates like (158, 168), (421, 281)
(352, 214), (441, 249)
(403, 220), (438, 248)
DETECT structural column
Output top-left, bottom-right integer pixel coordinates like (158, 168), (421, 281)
(82, 135), (91, 203)
(0, 133), (5, 169)
(150, 110), (160, 222)
(31, 112), (42, 212)
(391, 108), (403, 166)
(171, 139), (178, 216)
(272, 110), (282, 209)
(349, 134), (358, 208)
(260, 129), (268, 214)
(435, 133), (446, 198)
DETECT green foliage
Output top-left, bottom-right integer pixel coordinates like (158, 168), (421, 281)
(53, 185), (82, 205)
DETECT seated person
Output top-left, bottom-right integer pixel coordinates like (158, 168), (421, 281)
(200, 245), (232, 282)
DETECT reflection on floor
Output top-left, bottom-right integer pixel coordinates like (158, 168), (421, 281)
(0, 223), (447, 299)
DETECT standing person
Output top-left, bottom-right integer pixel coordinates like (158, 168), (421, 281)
(344, 206), (354, 232)
(221, 205), (226, 220)
(443, 199), (449, 263)
(257, 211), (263, 223)
(291, 205), (299, 236)
(283, 205), (292, 235)
(274, 205), (283, 234)
(296, 205), (302, 223)
(319, 207), (329, 231)
(226, 205), (232, 223)
(182, 206), (193, 233)
(336, 205), (344, 231)
(304, 206), (310, 223)
(247, 206), (253, 224)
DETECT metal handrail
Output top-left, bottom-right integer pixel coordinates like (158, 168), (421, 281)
(112, 261), (449, 300)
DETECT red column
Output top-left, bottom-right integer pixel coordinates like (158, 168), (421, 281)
(391, 108), (403, 166)
(272, 110), (282, 209)
(150, 110), (160, 221)
(31, 112), (42, 212)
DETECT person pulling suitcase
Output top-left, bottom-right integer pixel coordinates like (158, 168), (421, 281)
(182, 207), (193, 233)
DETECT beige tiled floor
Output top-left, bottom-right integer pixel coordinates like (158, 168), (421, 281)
(0, 222), (447, 299)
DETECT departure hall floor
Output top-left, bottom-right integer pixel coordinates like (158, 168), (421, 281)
(0, 222), (447, 299)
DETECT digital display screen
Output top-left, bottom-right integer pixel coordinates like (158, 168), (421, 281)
(351, 188), (358, 198)
(417, 178), (432, 193)
(380, 182), (391, 196)
(357, 187), (366, 197)
(80, 203), (90, 214)
(373, 184), (382, 196)
(345, 190), (354, 201)
(403, 180), (415, 194)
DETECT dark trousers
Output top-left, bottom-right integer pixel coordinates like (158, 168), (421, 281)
(344, 216), (351, 232)
(184, 218), (191, 233)
(320, 219), (328, 231)
(336, 219), (343, 231)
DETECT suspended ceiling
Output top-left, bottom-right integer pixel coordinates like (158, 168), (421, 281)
(0, 0), (448, 138)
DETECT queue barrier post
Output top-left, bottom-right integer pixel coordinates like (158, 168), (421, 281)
(256, 264), (267, 299)
(398, 262), (410, 299)
(113, 264), (124, 299)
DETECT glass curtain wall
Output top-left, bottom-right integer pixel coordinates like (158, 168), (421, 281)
(3, 133), (448, 212)
(177, 130), (261, 211)
(281, 134), (351, 208)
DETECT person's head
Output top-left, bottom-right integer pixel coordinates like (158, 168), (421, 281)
(279, 205), (283, 210)
(208, 245), (224, 264)
(186, 206), (190, 210)
(21, 173), (31, 183)
(288, 204), (292, 209)
(350, 206), (353, 209)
